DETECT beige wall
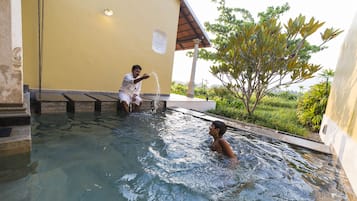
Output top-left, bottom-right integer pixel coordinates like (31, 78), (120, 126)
(320, 12), (357, 194)
(22, 0), (180, 95)
(324, 14), (357, 141)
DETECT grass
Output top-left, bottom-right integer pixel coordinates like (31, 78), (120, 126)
(208, 95), (309, 136)
(171, 82), (310, 137)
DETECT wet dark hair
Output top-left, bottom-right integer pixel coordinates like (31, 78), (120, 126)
(132, 64), (142, 71)
(212, 120), (227, 136)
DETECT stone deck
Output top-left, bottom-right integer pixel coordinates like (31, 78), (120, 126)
(63, 93), (96, 113)
(85, 93), (118, 112)
(0, 126), (31, 156)
(144, 93), (215, 112)
(0, 93), (31, 157)
(35, 93), (68, 113)
(31, 92), (172, 114)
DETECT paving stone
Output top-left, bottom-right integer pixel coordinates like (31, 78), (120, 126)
(63, 93), (96, 113)
(35, 93), (68, 114)
(85, 94), (118, 112)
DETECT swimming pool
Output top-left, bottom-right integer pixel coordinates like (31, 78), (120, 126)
(0, 110), (352, 200)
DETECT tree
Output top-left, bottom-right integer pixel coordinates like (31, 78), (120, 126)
(318, 68), (334, 97)
(319, 68), (335, 83)
(199, 0), (342, 116)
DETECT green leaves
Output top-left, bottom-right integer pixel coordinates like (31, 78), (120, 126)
(297, 82), (331, 131)
(321, 28), (344, 42)
(300, 16), (325, 38)
(200, 1), (342, 116)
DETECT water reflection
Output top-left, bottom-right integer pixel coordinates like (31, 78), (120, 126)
(0, 111), (353, 201)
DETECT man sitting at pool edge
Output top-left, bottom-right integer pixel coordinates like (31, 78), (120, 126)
(118, 64), (150, 113)
(209, 120), (238, 163)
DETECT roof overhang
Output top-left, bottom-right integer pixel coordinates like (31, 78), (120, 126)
(176, 0), (211, 51)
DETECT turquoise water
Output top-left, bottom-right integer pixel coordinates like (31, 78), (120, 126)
(0, 110), (351, 200)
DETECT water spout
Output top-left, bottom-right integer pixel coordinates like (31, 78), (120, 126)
(150, 72), (160, 113)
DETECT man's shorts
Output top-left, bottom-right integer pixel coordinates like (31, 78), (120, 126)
(118, 92), (142, 106)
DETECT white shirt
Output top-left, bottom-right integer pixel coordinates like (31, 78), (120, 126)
(119, 73), (141, 97)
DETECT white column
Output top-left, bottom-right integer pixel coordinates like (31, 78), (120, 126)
(187, 38), (201, 98)
(0, 0), (23, 106)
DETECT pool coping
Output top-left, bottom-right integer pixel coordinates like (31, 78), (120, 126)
(168, 107), (331, 155)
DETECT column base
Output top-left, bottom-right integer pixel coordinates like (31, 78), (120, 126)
(0, 93), (31, 127)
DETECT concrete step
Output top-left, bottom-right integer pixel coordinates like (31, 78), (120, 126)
(35, 92), (68, 114)
(0, 94), (31, 127)
(30, 91), (168, 114)
(0, 93), (31, 156)
(85, 93), (119, 112)
(63, 93), (96, 113)
(0, 125), (31, 156)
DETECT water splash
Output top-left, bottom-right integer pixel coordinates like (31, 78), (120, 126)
(150, 72), (160, 113)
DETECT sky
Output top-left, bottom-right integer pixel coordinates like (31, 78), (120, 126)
(172, 0), (356, 91)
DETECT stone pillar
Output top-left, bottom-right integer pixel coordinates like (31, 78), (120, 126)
(0, 0), (30, 128)
(0, 0), (23, 107)
(0, 1), (31, 158)
(187, 38), (201, 98)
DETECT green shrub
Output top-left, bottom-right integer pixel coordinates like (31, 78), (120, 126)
(296, 82), (330, 132)
(277, 91), (299, 100)
(171, 82), (187, 95)
(171, 82), (212, 99)
(212, 86), (234, 99)
(266, 91), (298, 100)
(260, 95), (296, 108)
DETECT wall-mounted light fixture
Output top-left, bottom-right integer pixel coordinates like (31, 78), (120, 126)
(104, 8), (114, 16)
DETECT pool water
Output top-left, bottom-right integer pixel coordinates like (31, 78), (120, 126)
(0, 110), (352, 201)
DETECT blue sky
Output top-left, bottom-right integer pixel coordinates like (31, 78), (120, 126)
(172, 0), (356, 91)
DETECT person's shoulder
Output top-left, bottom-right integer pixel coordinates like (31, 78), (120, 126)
(124, 73), (133, 79)
(218, 138), (228, 144)
(218, 138), (232, 149)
